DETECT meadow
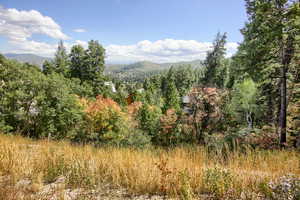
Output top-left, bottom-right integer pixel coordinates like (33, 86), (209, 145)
(0, 134), (299, 199)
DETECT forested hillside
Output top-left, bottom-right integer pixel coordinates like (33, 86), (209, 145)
(105, 60), (203, 82)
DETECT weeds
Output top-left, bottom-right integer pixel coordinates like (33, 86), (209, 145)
(0, 134), (299, 199)
(178, 169), (194, 200)
(202, 167), (236, 199)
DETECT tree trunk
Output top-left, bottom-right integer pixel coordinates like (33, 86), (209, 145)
(279, 66), (287, 146)
(279, 33), (295, 146)
(246, 111), (253, 129)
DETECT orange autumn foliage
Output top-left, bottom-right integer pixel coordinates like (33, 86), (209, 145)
(127, 101), (142, 117)
(160, 109), (178, 135)
(81, 95), (122, 115)
(78, 96), (130, 142)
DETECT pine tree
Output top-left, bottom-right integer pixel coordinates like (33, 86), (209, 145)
(69, 44), (85, 81)
(54, 40), (69, 76)
(42, 40), (69, 77)
(84, 40), (106, 82)
(163, 80), (180, 112)
(202, 32), (227, 87)
(235, 0), (300, 145)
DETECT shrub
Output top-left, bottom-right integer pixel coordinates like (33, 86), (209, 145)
(183, 87), (227, 143)
(178, 169), (194, 200)
(137, 103), (162, 142)
(157, 109), (187, 146)
(78, 96), (150, 147)
(202, 167), (236, 199)
(243, 126), (279, 149)
(0, 58), (84, 139)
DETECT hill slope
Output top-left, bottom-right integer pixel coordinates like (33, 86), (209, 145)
(3, 53), (202, 81)
(4, 53), (51, 66)
(105, 60), (203, 82)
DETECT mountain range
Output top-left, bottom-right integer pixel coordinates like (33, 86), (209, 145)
(105, 60), (202, 73)
(3, 53), (202, 80)
(4, 53), (51, 67)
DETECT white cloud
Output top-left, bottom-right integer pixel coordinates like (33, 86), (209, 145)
(5, 39), (90, 57)
(73, 28), (86, 33)
(106, 39), (239, 64)
(8, 39), (57, 56)
(74, 40), (88, 48)
(0, 5), (69, 56)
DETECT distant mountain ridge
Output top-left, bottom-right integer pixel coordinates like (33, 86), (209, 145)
(105, 60), (203, 82)
(105, 60), (202, 73)
(4, 53), (51, 67)
(3, 53), (202, 81)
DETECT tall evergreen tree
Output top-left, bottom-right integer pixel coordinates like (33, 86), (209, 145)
(43, 40), (69, 77)
(235, 0), (300, 145)
(202, 32), (227, 87)
(69, 44), (86, 81)
(54, 40), (69, 76)
(84, 40), (106, 82)
(163, 80), (180, 112)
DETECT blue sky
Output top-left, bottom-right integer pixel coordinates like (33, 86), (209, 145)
(0, 0), (247, 63)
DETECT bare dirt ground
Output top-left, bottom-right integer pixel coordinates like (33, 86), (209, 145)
(0, 176), (175, 200)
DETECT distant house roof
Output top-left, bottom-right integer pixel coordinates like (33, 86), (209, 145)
(104, 81), (116, 93)
(137, 88), (144, 93)
(183, 106), (193, 114)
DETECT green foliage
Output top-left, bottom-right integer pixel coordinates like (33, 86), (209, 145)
(43, 40), (107, 98)
(0, 56), (84, 139)
(43, 40), (69, 77)
(137, 103), (162, 141)
(202, 32), (227, 87)
(77, 96), (151, 147)
(119, 129), (151, 148)
(233, 0), (300, 129)
(163, 80), (180, 112)
(202, 167), (236, 199)
(230, 78), (259, 128)
(1, 0), (299, 150)
(178, 169), (194, 200)
(84, 40), (106, 81)
(69, 44), (86, 81)
(173, 65), (196, 96)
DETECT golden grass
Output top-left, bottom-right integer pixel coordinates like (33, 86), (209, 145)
(0, 133), (299, 199)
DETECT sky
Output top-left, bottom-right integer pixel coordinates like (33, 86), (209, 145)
(0, 0), (247, 64)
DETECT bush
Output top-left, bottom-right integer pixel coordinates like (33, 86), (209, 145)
(157, 109), (187, 146)
(0, 58), (84, 139)
(119, 129), (151, 148)
(202, 167), (236, 198)
(78, 96), (151, 147)
(137, 103), (162, 142)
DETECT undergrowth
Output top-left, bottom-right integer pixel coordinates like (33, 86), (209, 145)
(0, 134), (299, 199)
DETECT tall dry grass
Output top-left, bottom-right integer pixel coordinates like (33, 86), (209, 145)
(0, 133), (299, 199)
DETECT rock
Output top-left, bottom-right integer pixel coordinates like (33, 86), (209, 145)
(16, 179), (31, 189)
(64, 188), (82, 200)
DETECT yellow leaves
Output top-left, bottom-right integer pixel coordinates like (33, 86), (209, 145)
(78, 95), (131, 138)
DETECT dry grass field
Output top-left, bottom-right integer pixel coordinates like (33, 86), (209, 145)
(0, 134), (299, 199)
